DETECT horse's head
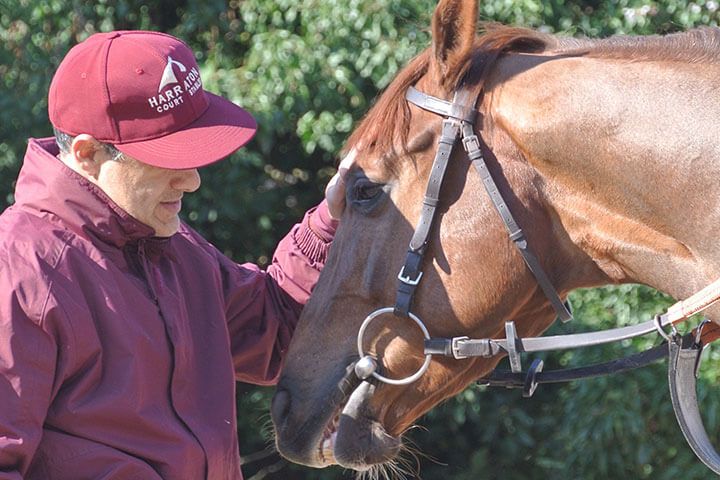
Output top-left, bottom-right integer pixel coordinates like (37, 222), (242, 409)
(272, 0), (585, 472)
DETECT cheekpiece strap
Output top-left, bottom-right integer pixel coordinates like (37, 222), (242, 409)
(395, 87), (479, 317)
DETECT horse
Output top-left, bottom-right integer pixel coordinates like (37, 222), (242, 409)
(271, 0), (720, 474)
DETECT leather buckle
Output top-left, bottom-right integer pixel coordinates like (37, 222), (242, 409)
(398, 266), (423, 286)
(451, 336), (470, 359)
(462, 134), (481, 153)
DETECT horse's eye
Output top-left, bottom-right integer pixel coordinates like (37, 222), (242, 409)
(354, 182), (383, 201)
(350, 178), (386, 213)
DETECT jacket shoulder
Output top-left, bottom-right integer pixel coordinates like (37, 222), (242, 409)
(0, 207), (70, 321)
(0, 207), (70, 266)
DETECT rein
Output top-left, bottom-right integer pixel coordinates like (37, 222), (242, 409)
(352, 81), (720, 474)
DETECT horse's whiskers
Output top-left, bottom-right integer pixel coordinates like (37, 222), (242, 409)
(405, 423), (428, 433)
(355, 462), (405, 480)
(396, 442), (422, 474)
(348, 436), (425, 480)
(258, 414), (277, 448)
(401, 429), (444, 467)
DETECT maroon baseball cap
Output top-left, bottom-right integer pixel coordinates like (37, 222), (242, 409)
(48, 30), (257, 169)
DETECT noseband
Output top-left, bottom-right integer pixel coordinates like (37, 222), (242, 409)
(351, 82), (720, 474)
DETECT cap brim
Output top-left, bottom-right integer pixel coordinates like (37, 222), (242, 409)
(115, 92), (257, 169)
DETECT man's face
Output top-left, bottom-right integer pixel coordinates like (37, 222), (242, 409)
(97, 154), (201, 237)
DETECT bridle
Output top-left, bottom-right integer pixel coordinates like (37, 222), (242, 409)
(355, 82), (572, 385)
(351, 81), (720, 473)
(354, 81), (575, 383)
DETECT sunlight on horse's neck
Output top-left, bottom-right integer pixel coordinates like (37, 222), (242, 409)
(488, 53), (720, 301)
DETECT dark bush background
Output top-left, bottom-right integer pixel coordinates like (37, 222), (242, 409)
(2, 1), (719, 478)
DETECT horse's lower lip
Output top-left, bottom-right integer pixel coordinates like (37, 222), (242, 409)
(330, 380), (401, 470)
(316, 380), (376, 469)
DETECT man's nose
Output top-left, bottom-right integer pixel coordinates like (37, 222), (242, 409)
(172, 168), (201, 192)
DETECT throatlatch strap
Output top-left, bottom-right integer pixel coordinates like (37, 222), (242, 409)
(460, 122), (573, 323)
(401, 84), (572, 323)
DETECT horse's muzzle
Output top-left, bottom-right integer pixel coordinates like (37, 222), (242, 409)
(272, 364), (401, 470)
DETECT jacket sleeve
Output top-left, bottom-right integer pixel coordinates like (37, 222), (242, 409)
(213, 200), (337, 385)
(0, 260), (59, 478)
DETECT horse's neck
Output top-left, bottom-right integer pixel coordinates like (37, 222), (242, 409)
(488, 53), (720, 304)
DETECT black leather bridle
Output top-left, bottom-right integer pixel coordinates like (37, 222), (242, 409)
(350, 81), (720, 474)
(394, 85), (573, 322)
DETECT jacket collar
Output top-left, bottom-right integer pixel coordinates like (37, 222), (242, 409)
(14, 137), (158, 249)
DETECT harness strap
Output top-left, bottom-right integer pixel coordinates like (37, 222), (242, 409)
(460, 122), (573, 323)
(395, 119), (461, 317)
(408, 120), (461, 252)
(475, 321), (720, 390)
(665, 277), (720, 323)
(479, 341), (667, 390)
(406, 86), (478, 124)
(473, 319), (720, 474)
(401, 85), (572, 322)
(668, 330), (720, 475)
(426, 304), (719, 362)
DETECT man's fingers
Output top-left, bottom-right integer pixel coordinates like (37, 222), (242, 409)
(325, 172), (345, 221)
(325, 149), (357, 221)
(337, 149), (356, 177)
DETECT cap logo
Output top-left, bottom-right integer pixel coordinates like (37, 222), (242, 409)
(158, 56), (186, 92)
(147, 56), (203, 113)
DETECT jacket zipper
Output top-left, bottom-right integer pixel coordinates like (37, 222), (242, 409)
(136, 239), (210, 479)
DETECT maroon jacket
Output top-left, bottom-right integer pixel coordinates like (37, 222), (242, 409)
(0, 138), (336, 479)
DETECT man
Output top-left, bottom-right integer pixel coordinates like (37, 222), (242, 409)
(0, 30), (346, 479)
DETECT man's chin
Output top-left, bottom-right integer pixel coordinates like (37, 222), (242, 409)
(149, 217), (180, 238)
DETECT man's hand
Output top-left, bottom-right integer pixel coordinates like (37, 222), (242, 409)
(325, 151), (355, 221)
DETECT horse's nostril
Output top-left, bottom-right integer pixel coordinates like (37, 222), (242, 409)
(271, 388), (291, 424)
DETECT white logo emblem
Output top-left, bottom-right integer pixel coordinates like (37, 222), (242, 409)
(146, 56), (202, 113)
(158, 56), (187, 92)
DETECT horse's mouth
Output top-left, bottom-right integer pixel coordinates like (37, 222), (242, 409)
(315, 380), (401, 471)
(274, 363), (402, 471)
(318, 410), (340, 465)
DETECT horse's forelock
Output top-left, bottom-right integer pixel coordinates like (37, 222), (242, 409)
(344, 50), (431, 161)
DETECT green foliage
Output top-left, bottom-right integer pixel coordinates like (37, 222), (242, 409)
(2, 1), (719, 479)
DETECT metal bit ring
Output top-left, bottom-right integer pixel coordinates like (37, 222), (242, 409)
(357, 307), (433, 385)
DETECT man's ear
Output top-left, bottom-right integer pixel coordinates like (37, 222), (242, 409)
(70, 134), (106, 180)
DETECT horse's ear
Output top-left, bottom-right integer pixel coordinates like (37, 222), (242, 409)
(431, 0), (478, 86)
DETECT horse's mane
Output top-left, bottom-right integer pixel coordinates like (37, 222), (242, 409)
(557, 26), (720, 63)
(345, 24), (720, 158)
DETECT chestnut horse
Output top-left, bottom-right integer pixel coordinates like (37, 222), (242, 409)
(272, 0), (720, 474)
